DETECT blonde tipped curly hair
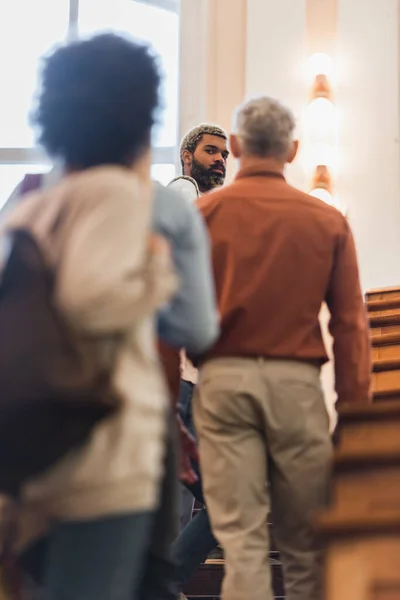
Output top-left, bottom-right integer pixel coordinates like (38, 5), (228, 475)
(180, 124), (227, 170)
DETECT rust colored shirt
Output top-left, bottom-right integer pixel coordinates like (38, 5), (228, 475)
(197, 167), (371, 405)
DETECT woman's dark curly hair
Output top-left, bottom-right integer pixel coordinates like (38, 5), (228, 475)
(32, 33), (161, 169)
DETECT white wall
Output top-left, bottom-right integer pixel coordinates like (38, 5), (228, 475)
(245, 0), (400, 291)
(179, 0), (247, 182)
(246, 0), (308, 189)
(180, 0), (400, 291)
(336, 0), (400, 290)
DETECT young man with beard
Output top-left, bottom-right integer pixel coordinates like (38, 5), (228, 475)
(168, 125), (228, 598)
(169, 124), (229, 202)
(169, 124), (228, 448)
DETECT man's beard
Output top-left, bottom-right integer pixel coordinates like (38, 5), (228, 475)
(190, 158), (225, 191)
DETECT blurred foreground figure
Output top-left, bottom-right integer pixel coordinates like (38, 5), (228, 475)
(194, 97), (371, 600)
(0, 33), (217, 600)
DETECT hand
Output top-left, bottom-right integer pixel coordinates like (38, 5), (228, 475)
(148, 233), (171, 258)
(176, 414), (199, 486)
(179, 350), (186, 377)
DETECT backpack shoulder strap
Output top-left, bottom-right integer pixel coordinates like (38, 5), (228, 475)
(168, 176), (200, 198)
(19, 174), (43, 196)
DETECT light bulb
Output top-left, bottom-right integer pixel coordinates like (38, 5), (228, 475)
(307, 53), (334, 79)
(310, 188), (334, 205)
(307, 143), (337, 171)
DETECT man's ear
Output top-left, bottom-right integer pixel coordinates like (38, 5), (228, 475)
(182, 149), (193, 166)
(229, 134), (242, 159)
(287, 139), (299, 164)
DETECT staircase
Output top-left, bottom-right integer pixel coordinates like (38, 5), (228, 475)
(184, 285), (400, 599)
(317, 285), (400, 600)
(183, 520), (285, 599)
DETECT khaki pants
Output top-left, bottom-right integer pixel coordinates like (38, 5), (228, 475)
(193, 358), (333, 600)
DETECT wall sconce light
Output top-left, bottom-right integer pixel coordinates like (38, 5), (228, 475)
(311, 74), (332, 101)
(303, 53), (338, 208)
(310, 164), (334, 205)
(307, 52), (334, 80)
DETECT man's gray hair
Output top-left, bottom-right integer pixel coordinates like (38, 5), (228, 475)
(180, 124), (227, 163)
(234, 97), (295, 159)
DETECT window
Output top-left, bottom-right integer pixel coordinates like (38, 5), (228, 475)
(0, 0), (70, 149)
(0, 0), (179, 209)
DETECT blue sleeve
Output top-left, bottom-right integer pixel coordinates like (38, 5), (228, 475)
(156, 197), (219, 354)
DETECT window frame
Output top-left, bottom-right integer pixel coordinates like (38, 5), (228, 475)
(0, 0), (178, 171)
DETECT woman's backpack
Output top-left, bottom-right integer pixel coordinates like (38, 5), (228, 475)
(0, 225), (121, 497)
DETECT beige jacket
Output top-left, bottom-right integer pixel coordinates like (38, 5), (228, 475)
(1, 166), (177, 549)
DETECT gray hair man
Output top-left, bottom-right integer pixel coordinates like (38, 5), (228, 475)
(194, 96), (370, 600)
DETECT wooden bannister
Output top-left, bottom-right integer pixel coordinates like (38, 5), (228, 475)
(317, 285), (400, 600)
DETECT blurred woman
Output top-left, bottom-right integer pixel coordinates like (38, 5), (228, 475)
(1, 33), (178, 600)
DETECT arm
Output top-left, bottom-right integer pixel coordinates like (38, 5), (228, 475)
(156, 189), (219, 354)
(326, 220), (372, 405)
(57, 175), (177, 333)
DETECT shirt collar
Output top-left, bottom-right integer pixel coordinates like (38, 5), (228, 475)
(235, 166), (286, 181)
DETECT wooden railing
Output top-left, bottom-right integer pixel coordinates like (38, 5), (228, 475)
(184, 286), (400, 599)
(317, 286), (400, 600)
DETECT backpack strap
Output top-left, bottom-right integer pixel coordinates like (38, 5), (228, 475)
(168, 176), (200, 198)
(19, 174), (43, 196)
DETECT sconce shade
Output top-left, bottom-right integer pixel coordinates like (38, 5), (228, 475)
(311, 74), (332, 100)
(312, 165), (332, 193)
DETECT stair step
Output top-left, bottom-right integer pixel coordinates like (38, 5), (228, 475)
(315, 509), (400, 538)
(184, 558), (285, 599)
(367, 298), (400, 312)
(373, 388), (400, 401)
(369, 313), (400, 328)
(371, 331), (400, 346)
(370, 325), (400, 338)
(366, 285), (400, 301)
(373, 357), (400, 372)
(372, 370), (400, 395)
(334, 447), (400, 470)
(335, 401), (400, 454)
(338, 400), (400, 421)
(332, 463), (400, 516)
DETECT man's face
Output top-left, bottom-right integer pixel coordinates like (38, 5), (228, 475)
(186, 134), (229, 192)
